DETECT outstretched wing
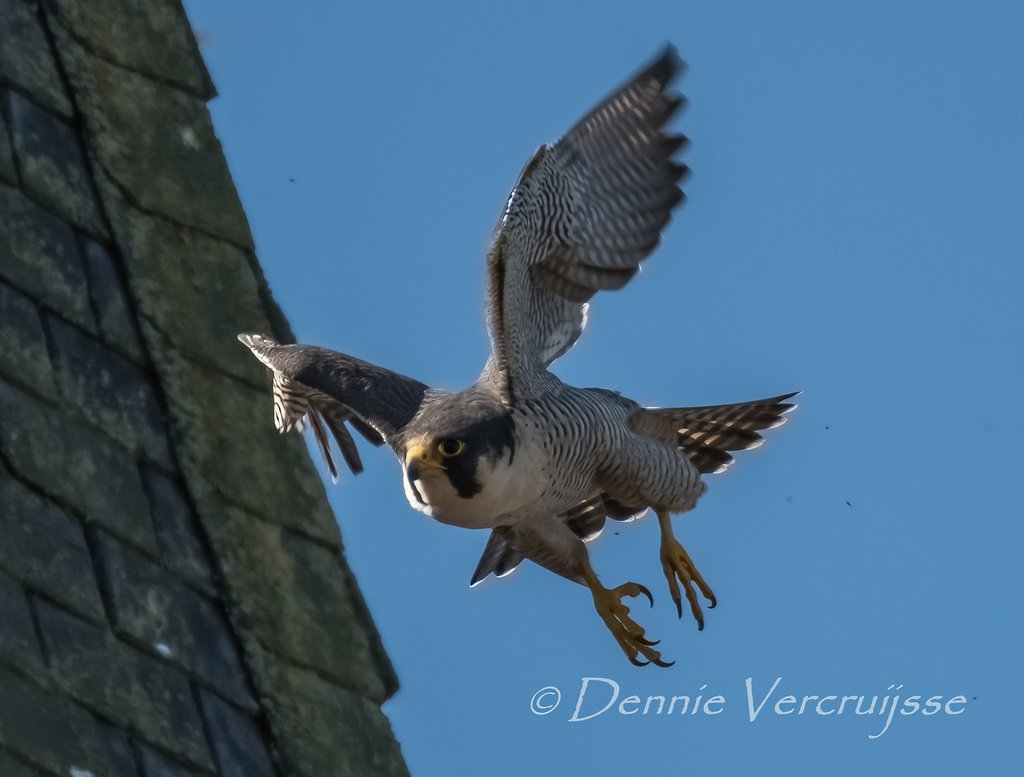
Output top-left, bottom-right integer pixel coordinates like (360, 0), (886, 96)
(239, 334), (428, 478)
(483, 46), (687, 401)
(630, 392), (799, 475)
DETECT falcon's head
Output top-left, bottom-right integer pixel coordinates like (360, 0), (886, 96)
(400, 391), (518, 524)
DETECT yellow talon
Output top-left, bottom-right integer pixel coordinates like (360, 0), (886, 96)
(658, 509), (716, 629)
(582, 560), (673, 667)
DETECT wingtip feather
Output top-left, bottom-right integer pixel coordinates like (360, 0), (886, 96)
(238, 332), (277, 352)
(650, 43), (684, 82)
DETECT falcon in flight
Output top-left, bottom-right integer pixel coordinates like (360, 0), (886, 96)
(240, 45), (795, 667)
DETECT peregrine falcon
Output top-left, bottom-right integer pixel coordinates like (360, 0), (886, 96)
(240, 45), (796, 667)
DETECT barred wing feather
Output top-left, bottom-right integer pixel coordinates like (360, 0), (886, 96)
(484, 45), (688, 401)
(239, 333), (427, 478)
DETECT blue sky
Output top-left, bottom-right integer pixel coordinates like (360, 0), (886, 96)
(183, 2), (1023, 774)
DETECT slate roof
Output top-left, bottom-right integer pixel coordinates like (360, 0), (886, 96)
(0, 1), (409, 774)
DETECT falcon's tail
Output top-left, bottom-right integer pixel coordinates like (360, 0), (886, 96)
(470, 529), (524, 587)
(632, 392), (798, 475)
(469, 494), (642, 587)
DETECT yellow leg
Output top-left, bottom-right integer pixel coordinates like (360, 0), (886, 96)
(657, 509), (716, 629)
(581, 556), (673, 667)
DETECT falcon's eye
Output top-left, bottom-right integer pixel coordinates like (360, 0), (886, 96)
(437, 439), (465, 458)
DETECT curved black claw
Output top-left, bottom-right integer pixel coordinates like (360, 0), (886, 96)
(595, 582), (668, 667)
(652, 657), (676, 668)
(634, 583), (654, 608)
(660, 534), (715, 630)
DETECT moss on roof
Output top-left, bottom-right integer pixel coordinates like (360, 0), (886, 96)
(0, 1), (408, 774)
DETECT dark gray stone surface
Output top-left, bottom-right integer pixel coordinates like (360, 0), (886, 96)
(47, 0), (215, 99)
(79, 235), (147, 362)
(0, 473), (105, 621)
(0, 749), (47, 777)
(101, 723), (141, 777)
(0, 105), (15, 185)
(0, 183), (96, 332)
(0, 0), (73, 116)
(141, 468), (214, 594)
(4, 88), (106, 236)
(94, 531), (256, 710)
(45, 313), (173, 467)
(0, 572), (46, 681)
(0, 666), (114, 777)
(34, 599), (214, 771)
(198, 690), (276, 777)
(100, 199), (275, 384)
(204, 505), (390, 703)
(0, 0), (409, 773)
(138, 745), (204, 777)
(54, 33), (252, 247)
(259, 659), (409, 777)
(0, 280), (58, 400)
(0, 380), (160, 555)
(159, 355), (341, 547)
